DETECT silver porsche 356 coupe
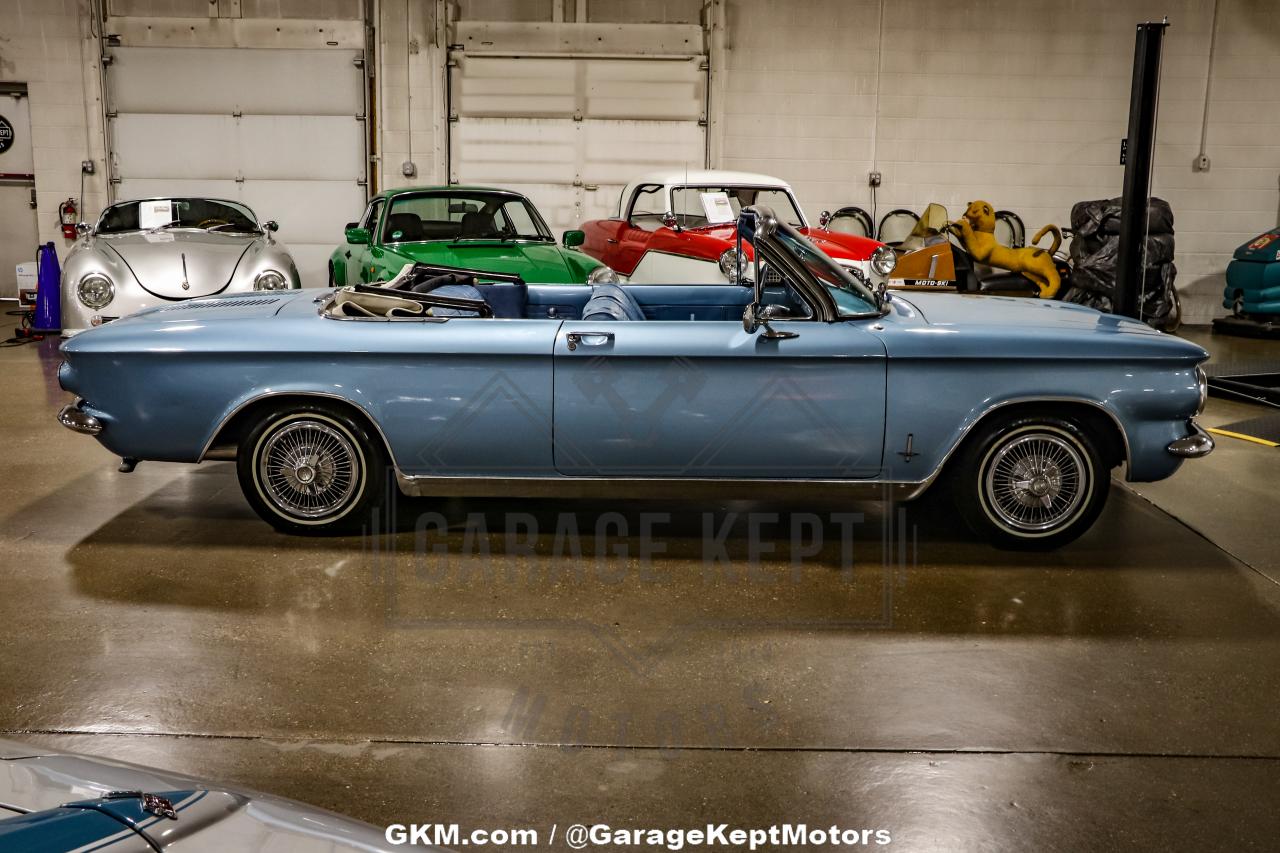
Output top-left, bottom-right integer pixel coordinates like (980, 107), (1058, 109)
(61, 197), (300, 335)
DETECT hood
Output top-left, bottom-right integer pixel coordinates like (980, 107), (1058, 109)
(0, 739), (421, 851)
(1233, 228), (1280, 262)
(388, 240), (578, 282)
(98, 231), (257, 299)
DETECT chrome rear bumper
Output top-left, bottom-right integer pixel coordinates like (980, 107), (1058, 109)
(58, 400), (102, 436)
(1167, 420), (1214, 458)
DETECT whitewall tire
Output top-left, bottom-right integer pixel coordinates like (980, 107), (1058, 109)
(952, 415), (1110, 550)
(236, 403), (388, 535)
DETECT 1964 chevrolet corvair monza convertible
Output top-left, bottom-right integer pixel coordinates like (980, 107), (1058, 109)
(57, 207), (1213, 548)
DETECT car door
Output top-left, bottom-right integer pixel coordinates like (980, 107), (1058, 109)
(366, 317), (564, 478)
(551, 298), (887, 479)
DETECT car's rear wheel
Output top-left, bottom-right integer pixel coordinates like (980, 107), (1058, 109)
(236, 403), (388, 535)
(952, 414), (1110, 550)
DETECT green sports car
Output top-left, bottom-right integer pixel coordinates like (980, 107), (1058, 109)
(328, 186), (620, 286)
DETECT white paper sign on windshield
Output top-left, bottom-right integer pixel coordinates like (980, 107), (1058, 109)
(139, 200), (174, 230)
(700, 192), (735, 225)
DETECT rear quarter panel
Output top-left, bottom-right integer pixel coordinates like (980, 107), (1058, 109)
(59, 295), (559, 476)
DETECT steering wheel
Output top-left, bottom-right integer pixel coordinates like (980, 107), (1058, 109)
(196, 218), (229, 229)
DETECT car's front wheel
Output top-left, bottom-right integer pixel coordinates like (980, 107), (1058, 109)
(952, 415), (1110, 550)
(236, 403), (388, 534)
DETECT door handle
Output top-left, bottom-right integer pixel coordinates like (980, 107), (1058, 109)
(566, 330), (615, 351)
(606, 238), (618, 244)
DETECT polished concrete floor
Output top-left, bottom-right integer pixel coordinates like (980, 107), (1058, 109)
(2, 328), (1280, 851)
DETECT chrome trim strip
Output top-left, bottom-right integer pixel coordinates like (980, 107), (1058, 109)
(1166, 420), (1214, 458)
(395, 473), (922, 501)
(197, 390), (402, 469)
(202, 392), (1133, 501)
(58, 400), (103, 436)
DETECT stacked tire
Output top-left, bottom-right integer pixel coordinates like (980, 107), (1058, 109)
(1064, 197), (1179, 330)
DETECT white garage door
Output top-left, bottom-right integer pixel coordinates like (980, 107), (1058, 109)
(105, 46), (366, 287)
(449, 54), (707, 235)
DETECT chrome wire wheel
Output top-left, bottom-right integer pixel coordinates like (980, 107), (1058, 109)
(256, 418), (361, 520)
(982, 430), (1089, 535)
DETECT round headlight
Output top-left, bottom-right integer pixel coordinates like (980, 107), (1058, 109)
(587, 265), (621, 285)
(718, 248), (748, 283)
(870, 245), (897, 277)
(254, 270), (288, 291)
(77, 273), (114, 310)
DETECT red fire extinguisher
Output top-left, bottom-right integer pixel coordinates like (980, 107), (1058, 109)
(59, 198), (78, 239)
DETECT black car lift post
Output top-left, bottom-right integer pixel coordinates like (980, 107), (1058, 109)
(1115, 19), (1169, 320)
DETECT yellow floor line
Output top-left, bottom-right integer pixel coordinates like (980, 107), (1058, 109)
(1206, 427), (1280, 448)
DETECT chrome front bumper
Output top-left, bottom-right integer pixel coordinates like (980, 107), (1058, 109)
(58, 400), (102, 436)
(1167, 420), (1214, 458)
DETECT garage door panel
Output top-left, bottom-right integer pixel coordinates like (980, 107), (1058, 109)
(114, 115), (238, 179)
(237, 116), (363, 179)
(452, 118), (579, 184)
(578, 184), (626, 224)
(580, 120), (705, 183)
(454, 57), (577, 118)
(584, 58), (705, 120)
(114, 114), (362, 181)
(116, 178), (242, 202)
(487, 183), (582, 234)
(109, 47), (362, 115)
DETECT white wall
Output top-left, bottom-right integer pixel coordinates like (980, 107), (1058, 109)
(0, 0), (109, 257)
(720, 0), (1280, 323)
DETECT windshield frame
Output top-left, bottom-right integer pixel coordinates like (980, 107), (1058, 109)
(667, 184), (808, 230)
(94, 197), (261, 235)
(743, 207), (884, 321)
(380, 190), (554, 246)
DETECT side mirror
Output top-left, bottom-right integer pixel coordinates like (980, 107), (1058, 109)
(263, 220), (279, 233)
(75, 222), (92, 237)
(742, 302), (799, 340)
(818, 210), (831, 228)
(661, 212), (679, 231)
(562, 229), (585, 248)
(345, 226), (371, 245)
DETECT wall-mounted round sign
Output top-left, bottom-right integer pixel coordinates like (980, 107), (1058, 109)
(0, 115), (14, 155)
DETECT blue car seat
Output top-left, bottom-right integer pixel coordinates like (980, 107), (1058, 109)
(581, 284), (646, 321)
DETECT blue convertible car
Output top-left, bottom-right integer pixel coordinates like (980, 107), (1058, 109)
(57, 207), (1212, 548)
